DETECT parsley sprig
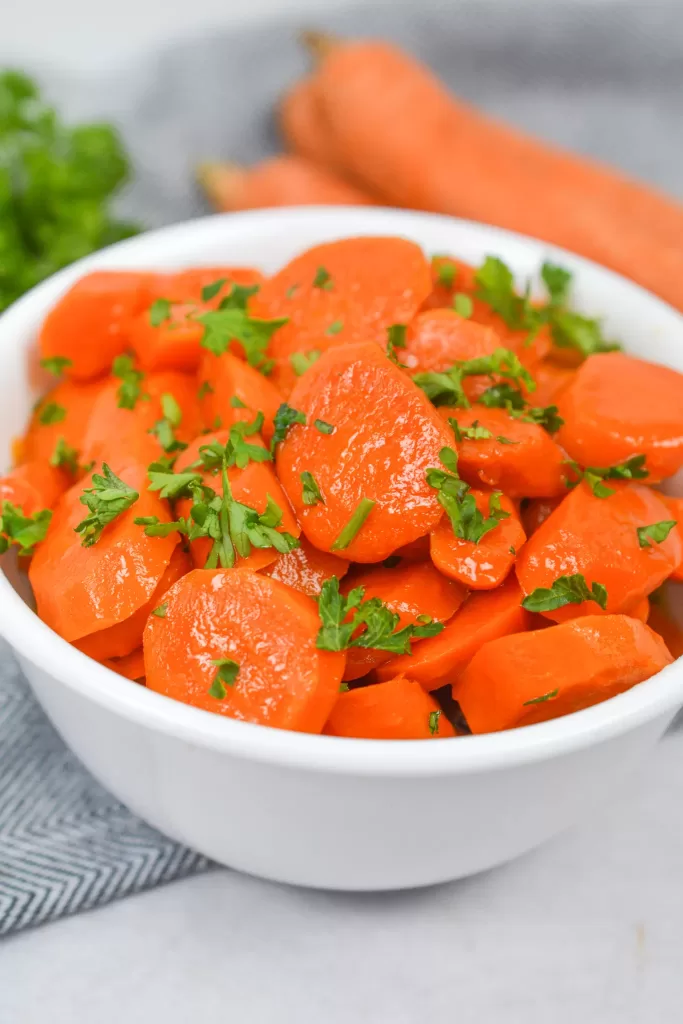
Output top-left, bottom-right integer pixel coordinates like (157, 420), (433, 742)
(0, 502), (52, 556)
(426, 448), (510, 544)
(565, 455), (648, 498)
(413, 347), (534, 409)
(74, 464), (139, 547)
(149, 393), (187, 454)
(521, 573), (608, 613)
(637, 520), (677, 549)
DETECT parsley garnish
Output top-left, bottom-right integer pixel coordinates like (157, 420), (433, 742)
(426, 447), (509, 544)
(523, 688), (559, 707)
(313, 266), (333, 290)
(38, 402), (66, 426)
(330, 498), (375, 550)
(453, 293), (473, 318)
(149, 392), (187, 454)
(386, 323), (407, 363)
(40, 356), (72, 376)
(149, 297), (172, 326)
(301, 471), (324, 506)
(316, 576), (444, 653)
(74, 464), (139, 547)
(567, 455), (649, 498)
(146, 463), (202, 500)
(0, 502), (52, 557)
(449, 418), (493, 442)
(286, 284), (299, 299)
(413, 347), (534, 409)
(197, 305), (286, 373)
(271, 403), (306, 449)
(428, 710), (442, 735)
(474, 256), (539, 333)
(637, 521), (677, 549)
(230, 395), (246, 409)
(49, 436), (82, 475)
(209, 658), (239, 697)
(541, 262), (572, 307)
(290, 350), (322, 376)
(112, 354), (145, 410)
(549, 310), (619, 359)
(326, 320), (343, 336)
(152, 603), (167, 618)
(201, 278), (227, 303)
(521, 573), (608, 613)
(314, 419), (334, 435)
(193, 415), (272, 472)
(197, 380), (214, 401)
(432, 256), (457, 289)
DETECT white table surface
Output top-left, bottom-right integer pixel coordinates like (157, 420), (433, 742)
(3, 732), (682, 1023)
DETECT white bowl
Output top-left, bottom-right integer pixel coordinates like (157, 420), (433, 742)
(2, 207), (683, 891)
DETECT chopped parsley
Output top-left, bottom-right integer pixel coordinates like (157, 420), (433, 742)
(523, 688), (559, 707)
(414, 346), (534, 409)
(209, 658), (239, 698)
(197, 380), (214, 401)
(49, 436), (82, 475)
(230, 395), (247, 409)
(290, 350), (322, 376)
(567, 455), (649, 498)
(330, 498), (375, 551)
(193, 414), (272, 472)
(112, 354), (145, 410)
(521, 573), (608, 613)
(313, 266), (333, 290)
(271, 403), (306, 449)
(426, 447), (509, 544)
(453, 293), (473, 318)
(301, 471), (324, 506)
(637, 520), (677, 549)
(152, 603), (167, 618)
(314, 419), (334, 435)
(201, 278), (227, 303)
(0, 502), (52, 557)
(432, 256), (457, 289)
(428, 710), (442, 735)
(149, 297), (172, 326)
(40, 356), (72, 376)
(149, 392), (186, 454)
(326, 320), (343, 336)
(38, 402), (66, 426)
(74, 464), (139, 547)
(386, 323), (408, 363)
(197, 302), (285, 373)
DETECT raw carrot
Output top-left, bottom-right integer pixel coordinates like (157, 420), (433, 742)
(376, 575), (531, 690)
(443, 405), (569, 498)
(74, 545), (191, 660)
(22, 377), (109, 468)
(307, 39), (683, 312)
(250, 236), (431, 363)
(324, 676), (455, 739)
(515, 482), (682, 622)
(1, 460), (67, 517)
(144, 568), (345, 732)
(340, 561), (467, 680)
(197, 156), (372, 212)
(279, 76), (340, 168)
(260, 536), (349, 597)
(275, 341), (454, 561)
(103, 647), (146, 682)
(29, 456), (178, 642)
(38, 271), (154, 381)
(430, 489), (525, 588)
(520, 496), (562, 537)
(400, 309), (500, 375)
(453, 615), (673, 733)
(556, 353), (683, 480)
(197, 350), (284, 442)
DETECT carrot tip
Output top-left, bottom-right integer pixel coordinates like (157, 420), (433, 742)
(195, 162), (246, 210)
(299, 29), (339, 62)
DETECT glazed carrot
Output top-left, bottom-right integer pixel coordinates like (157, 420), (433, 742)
(29, 456), (178, 642)
(442, 406), (569, 498)
(529, 360), (575, 406)
(663, 497), (683, 582)
(74, 545), (191, 660)
(276, 341), (454, 561)
(250, 236), (431, 363)
(1, 460), (67, 518)
(103, 647), (146, 682)
(144, 568), (345, 732)
(556, 352), (683, 481)
(453, 615), (673, 733)
(516, 482), (682, 623)
(260, 536), (350, 597)
(391, 535), (431, 563)
(630, 597), (650, 624)
(174, 429), (300, 571)
(400, 309), (500, 375)
(520, 496), (562, 537)
(39, 271), (154, 381)
(22, 377), (109, 467)
(376, 575), (531, 689)
(430, 489), (525, 589)
(81, 370), (202, 466)
(308, 39), (683, 312)
(423, 257), (478, 312)
(128, 268), (264, 373)
(340, 561), (467, 680)
(197, 156), (372, 212)
(197, 350), (284, 442)
(324, 676), (455, 739)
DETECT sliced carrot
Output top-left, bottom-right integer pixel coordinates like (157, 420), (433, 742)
(1, 460), (67, 517)
(82, 370), (202, 466)
(260, 536), (349, 597)
(22, 377), (109, 467)
(174, 430), (300, 571)
(423, 257), (478, 311)
(663, 496), (683, 581)
(324, 676), (455, 739)
(400, 309), (501, 375)
(197, 156), (372, 211)
(430, 490), (525, 589)
(250, 236), (431, 363)
(144, 568), (345, 732)
(520, 496), (562, 537)
(103, 648), (146, 682)
(197, 350), (283, 442)
(276, 341), (454, 561)
(529, 361), (575, 406)
(148, 267), (265, 305)
(74, 545), (192, 660)
(39, 271), (154, 381)
(376, 575), (531, 690)
(556, 353), (683, 481)
(340, 561), (467, 680)
(629, 596), (650, 623)
(442, 406), (569, 498)
(453, 615), (673, 733)
(29, 455), (178, 643)
(516, 482), (682, 622)
(391, 535), (431, 563)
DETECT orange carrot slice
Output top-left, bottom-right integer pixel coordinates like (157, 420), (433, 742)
(400, 309), (501, 374)
(260, 537), (349, 597)
(430, 490), (525, 588)
(1, 460), (67, 517)
(520, 496), (562, 537)
(324, 676), (455, 739)
(23, 377), (109, 467)
(663, 496), (683, 582)
(197, 350), (283, 442)
(103, 648), (146, 682)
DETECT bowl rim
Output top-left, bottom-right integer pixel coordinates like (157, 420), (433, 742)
(2, 205), (683, 778)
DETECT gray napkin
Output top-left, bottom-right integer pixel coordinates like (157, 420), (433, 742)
(2, 0), (682, 935)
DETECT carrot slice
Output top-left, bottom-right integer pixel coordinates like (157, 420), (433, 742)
(174, 430), (300, 571)
(530, 361), (575, 406)
(442, 406), (569, 498)
(144, 568), (345, 732)
(391, 535), (431, 563)
(400, 309), (501, 374)
(103, 648), (146, 682)
(430, 490), (525, 588)
(250, 236), (431, 363)
(197, 156), (372, 211)
(197, 350), (283, 442)
(423, 257), (478, 311)
(520, 496), (562, 537)
(276, 341), (454, 561)
(260, 537), (349, 597)
(629, 596), (650, 623)
(556, 353), (683, 481)
(340, 561), (467, 680)
(376, 575), (531, 690)
(39, 271), (154, 381)
(23, 377), (109, 466)
(453, 615), (673, 733)
(516, 482), (682, 622)
(74, 545), (191, 660)
(29, 455), (178, 642)
(663, 496), (683, 581)
(1, 460), (67, 517)
(324, 676), (455, 739)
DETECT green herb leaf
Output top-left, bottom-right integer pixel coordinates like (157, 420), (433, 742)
(74, 464), (139, 546)
(549, 310), (620, 358)
(194, 414), (272, 472)
(0, 501), (52, 557)
(201, 278), (227, 303)
(339, 682), (350, 693)
(152, 603), (167, 618)
(286, 284), (299, 299)
(313, 266), (333, 290)
(301, 471), (324, 506)
(230, 395), (246, 409)
(541, 262), (572, 306)
(149, 297), (172, 327)
(271, 403), (306, 449)
(197, 307), (286, 372)
(521, 573), (608, 613)
(413, 368), (469, 408)
(428, 710), (442, 735)
(522, 404), (564, 434)
(523, 688), (559, 706)
(453, 293), (473, 318)
(432, 257), (457, 289)
(637, 520), (677, 548)
(112, 354), (145, 410)
(290, 350), (322, 376)
(326, 320), (343, 336)
(197, 380), (214, 401)
(474, 256), (540, 333)
(134, 515), (188, 538)
(40, 356), (72, 376)
(49, 436), (81, 474)
(448, 417), (493, 442)
(575, 455), (649, 498)
(426, 449), (509, 544)
(38, 402), (66, 425)
(147, 464), (202, 499)
(330, 498), (375, 551)
(217, 283), (261, 312)
(386, 322), (408, 363)
(314, 419), (334, 435)
(148, 391), (186, 454)
(210, 658), (240, 694)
